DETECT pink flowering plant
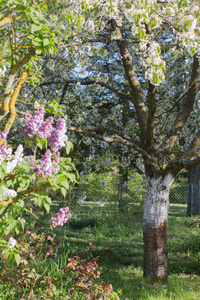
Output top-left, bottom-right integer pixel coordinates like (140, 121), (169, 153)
(0, 105), (77, 265)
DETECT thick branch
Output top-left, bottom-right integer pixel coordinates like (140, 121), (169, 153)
(146, 82), (156, 151)
(160, 55), (200, 156)
(184, 131), (200, 159)
(4, 71), (28, 133)
(166, 153), (200, 174)
(67, 125), (157, 163)
(0, 47), (35, 120)
(115, 27), (147, 141)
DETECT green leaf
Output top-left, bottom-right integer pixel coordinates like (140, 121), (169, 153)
(36, 48), (42, 55)
(31, 24), (41, 33)
(134, 15), (140, 26)
(61, 180), (69, 190)
(36, 138), (45, 149)
(43, 38), (50, 46)
(7, 253), (15, 265)
(0, 186), (4, 195)
(66, 141), (73, 155)
(61, 187), (67, 197)
(14, 253), (21, 265)
(15, 224), (21, 235)
(44, 203), (50, 213)
(0, 169), (6, 180)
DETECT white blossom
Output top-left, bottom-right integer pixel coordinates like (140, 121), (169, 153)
(7, 237), (17, 249)
(0, 187), (17, 201)
(6, 145), (24, 174)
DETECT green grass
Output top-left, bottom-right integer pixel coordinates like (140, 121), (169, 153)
(1, 203), (200, 299)
(63, 203), (200, 299)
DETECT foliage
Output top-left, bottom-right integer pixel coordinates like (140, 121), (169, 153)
(66, 249), (119, 299)
(0, 223), (120, 299)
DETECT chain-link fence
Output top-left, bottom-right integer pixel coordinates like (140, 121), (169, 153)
(52, 181), (200, 223)
(169, 183), (200, 216)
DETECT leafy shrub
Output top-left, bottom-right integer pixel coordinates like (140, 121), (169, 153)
(63, 243), (120, 299)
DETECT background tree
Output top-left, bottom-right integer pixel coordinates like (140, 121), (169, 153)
(35, 0), (200, 281)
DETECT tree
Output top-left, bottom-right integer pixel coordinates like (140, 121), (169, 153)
(2, 0), (200, 281)
(36, 0), (200, 281)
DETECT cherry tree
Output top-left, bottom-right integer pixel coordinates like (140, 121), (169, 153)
(36, 0), (200, 280)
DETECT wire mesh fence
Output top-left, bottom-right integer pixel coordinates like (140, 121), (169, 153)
(51, 181), (200, 224)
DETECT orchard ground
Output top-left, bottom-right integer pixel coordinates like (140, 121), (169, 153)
(0, 180), (200, 299)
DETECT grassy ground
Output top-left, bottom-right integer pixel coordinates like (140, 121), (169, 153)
(49, 202), (200, 300)
(1, 202), (200, 299)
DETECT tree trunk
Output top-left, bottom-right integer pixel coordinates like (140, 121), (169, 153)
(142, 174), (174, 281)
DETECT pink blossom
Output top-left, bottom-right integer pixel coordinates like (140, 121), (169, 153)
(23, 106), (45, 138)
(38, 116), (54, 139)
(50, 207), (72, 228)
(48, 118), (68, 152)
(0, 130), (7, 164)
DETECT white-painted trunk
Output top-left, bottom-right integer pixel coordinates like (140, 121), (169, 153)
(143, 174), (174, 280)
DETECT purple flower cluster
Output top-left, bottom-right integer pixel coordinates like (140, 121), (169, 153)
(0, 130), (8, 164)
(22, 106), (69, 178)
(30, 150), (60, 178)
(23, 106), (53, 139)
(38, 116), (54, 139)
(48, 118), (68, 152)
(50, 207), (72, 228)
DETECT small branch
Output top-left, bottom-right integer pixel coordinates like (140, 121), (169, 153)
(60, 37), (139, 48)
(40, 79), (132, 100)
(25, 208), (40, 221)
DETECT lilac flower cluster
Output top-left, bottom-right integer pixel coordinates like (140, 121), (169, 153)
(0, 130), (8, 164)
(23, 106), (69, 178)
(30, 150), (60, 178)
(48, 118), (68, 152)
(23, 106), (55, 139)
(50, 206), (72, 228)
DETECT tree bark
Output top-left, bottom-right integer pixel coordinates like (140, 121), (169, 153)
(143, 174), (174, 281)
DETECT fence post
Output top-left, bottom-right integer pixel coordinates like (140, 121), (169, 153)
(191, 184), (193, 216)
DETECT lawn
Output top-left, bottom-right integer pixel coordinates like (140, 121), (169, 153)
(0, 202), (200, 299)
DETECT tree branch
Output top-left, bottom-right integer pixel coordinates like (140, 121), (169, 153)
(184, 131), (200, 159)
(115, 25), (147, 141)
(40, 79), (132, 100)
(4, 71), (28, 133)
(0, 47), (35, 120)
(159, 55), (200, 156)
(146, 82), (156, 151)
(67, 125), (157, 163)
